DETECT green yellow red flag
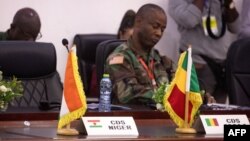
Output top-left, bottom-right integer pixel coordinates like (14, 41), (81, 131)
(163, 48), (202, 127)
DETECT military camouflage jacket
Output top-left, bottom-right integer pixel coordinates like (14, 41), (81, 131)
(105, 39), (173, 104)
(0, 32), (7, 40)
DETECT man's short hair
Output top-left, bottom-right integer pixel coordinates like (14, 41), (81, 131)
(136, 4), (165, 20)
(12, 7), (41, 40)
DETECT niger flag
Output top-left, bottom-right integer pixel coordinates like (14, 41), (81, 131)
(163, 48), (202, 127)
(57, 46), (87, 129)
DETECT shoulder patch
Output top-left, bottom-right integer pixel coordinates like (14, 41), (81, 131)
(109, 55), (124, 65)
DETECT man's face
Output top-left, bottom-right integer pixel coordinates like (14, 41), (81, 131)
(137, 10), (166, 50)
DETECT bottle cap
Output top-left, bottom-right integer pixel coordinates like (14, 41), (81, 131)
(103, 73), (109, 78)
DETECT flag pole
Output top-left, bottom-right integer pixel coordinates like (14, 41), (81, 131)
(176, 45), (196, 134)
(57, 46), (78, 136)
(57, 45), (87, 136)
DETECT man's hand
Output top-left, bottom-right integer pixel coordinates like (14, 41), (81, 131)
(192, 0), (205, 12)
(205, 92), (216, 104)
(224, 0), (234, 9)
(223, 0), (239, 23)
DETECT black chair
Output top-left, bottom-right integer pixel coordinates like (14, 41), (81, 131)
(73, 34), (116, 97)
(226, 38), (250, 106)
(95, 39), (125, 96)
(0, 41), (63, 109)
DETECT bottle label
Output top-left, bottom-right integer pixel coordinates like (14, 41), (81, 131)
(100, 79), (112, 94)
(99, 77), (112, 112)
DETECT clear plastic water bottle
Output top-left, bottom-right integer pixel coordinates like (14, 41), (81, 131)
(98, 73), (112, 112)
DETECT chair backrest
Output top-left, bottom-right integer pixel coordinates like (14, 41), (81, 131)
(226, 38), (250, 106)
(96, 39), (125, 96)
(0, 41), (63, 108)
(73, 34), (116, 97)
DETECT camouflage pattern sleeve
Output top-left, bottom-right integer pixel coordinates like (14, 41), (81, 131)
(105, 52), (154, 104)
(0, 32), (8, 40)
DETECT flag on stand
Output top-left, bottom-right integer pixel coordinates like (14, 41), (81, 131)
(58, 46), (87, 129)
(163, 48), (202, 128)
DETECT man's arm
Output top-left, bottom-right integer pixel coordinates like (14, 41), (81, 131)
(168, 0), (203, 28)
(238, 0), (250, 39)
(105, 54), (154, 104)
(223, 0), (240, 33)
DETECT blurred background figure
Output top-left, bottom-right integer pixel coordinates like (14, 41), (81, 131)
(0, 7), (41, 41)
(168, 0), (240, 103)
(0, 7), (62, 109)
(117, 9), (136, 40)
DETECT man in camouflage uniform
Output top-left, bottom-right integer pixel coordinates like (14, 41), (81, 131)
(105, 4), (173, 104)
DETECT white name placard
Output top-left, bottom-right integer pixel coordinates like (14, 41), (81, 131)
(199, 115), (249, 134)
(81, 116), (139, 136)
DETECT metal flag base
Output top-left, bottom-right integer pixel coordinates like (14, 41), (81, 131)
(57, 128), (79, 136)
(176, 127), (197, 134)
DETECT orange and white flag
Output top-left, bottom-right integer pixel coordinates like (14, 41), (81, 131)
(58, 45), (87, 129)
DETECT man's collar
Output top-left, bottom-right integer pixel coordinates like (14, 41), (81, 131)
(127, 38), (158, 62)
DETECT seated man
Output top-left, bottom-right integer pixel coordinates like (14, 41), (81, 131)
(105, 4), (173, 104)
(0, 7), (41, 41)
(0, 7), (62, 109)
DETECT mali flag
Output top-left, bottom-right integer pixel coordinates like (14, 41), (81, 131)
(163, 48), (202, 128)
(57, 46), (87, 129)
